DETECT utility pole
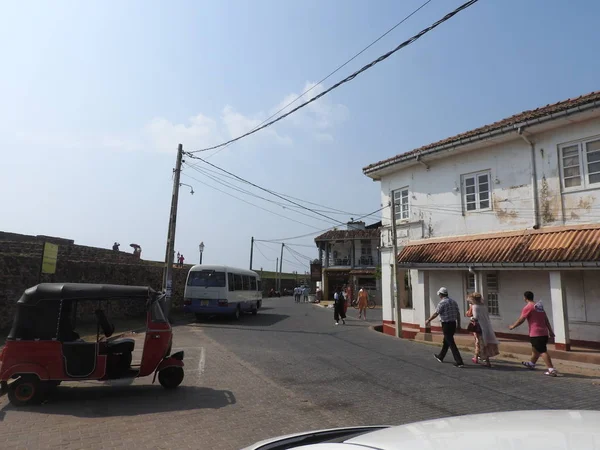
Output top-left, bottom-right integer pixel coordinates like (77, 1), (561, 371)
(279, 243), (284, 291)
(390, 197), (402, 338)
(249, 236), (254, 270)
(275, 258), (279, 292)
(162, 143), (184, 320)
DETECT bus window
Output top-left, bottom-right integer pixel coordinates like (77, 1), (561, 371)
(234, 274), (243, 291)
(187, 270), (226, 287)
(243, 275), (251, 290)
(257, 280), (262, 292)
(228, 273), (234, 291)
(250, 276), (257, 290)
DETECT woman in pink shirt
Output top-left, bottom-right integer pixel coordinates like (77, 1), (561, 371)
(509, 291), (557, 377)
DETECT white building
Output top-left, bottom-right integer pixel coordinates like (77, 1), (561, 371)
(363, 91), (600, 350)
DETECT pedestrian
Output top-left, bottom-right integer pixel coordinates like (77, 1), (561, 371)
(302, 286), (309, 302)
(468, 292), (499, 367)
(426, 287), (465, 368)
(333, 285), (346, 325)
(346, 284), (354, 308)
(358, 287), (368, 320)
(295, 287), (300, 303)
(180, 255), (185, 267)
(509, 291), (558, 377)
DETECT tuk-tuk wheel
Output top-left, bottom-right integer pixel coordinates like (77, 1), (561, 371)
(158, 366), (184, 389)
(8, 376), (42, 406)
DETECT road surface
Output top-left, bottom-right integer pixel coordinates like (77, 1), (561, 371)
(1, 297), (599, 450)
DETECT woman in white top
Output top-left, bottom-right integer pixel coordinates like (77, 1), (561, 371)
(469, 292), (500, 367)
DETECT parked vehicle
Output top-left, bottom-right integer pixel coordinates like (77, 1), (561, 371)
(242, 410), (600, 449)
(0, 283), (184, 406)
(183, 265), (262, 320)
(268, 289), (281, 298)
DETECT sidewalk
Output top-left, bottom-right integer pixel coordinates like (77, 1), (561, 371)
(384, 323), (600, 366)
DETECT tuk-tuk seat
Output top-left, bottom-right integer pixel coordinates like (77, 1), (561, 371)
(105, 338), (135, 354)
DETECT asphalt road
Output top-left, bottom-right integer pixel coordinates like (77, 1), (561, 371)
(1, 297), (599, 450)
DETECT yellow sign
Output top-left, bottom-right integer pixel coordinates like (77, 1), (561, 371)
(41, 242), (59, 274)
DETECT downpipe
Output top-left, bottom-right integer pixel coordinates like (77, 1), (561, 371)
(518, 127), (540, 229)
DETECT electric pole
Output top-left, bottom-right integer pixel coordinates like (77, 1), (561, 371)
(249, 236), (254, 270)
(390, 197), (402, 338)
(162, 143), (184, 320)
(279, 243), (284, 291)
(275, 258), (279, 292)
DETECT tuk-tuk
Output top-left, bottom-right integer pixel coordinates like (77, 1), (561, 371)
(0, 283), (185, 406)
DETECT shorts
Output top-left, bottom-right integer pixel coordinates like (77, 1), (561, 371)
(530, 336), (549, 354)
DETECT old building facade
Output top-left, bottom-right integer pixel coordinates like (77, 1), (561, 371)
(364, 91), (600, 349)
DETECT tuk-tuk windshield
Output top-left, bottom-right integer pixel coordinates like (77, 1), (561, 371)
(151, 296), (168, 323)
(187, 270), (226, 287)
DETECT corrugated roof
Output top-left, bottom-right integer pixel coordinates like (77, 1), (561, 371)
(315, 228), (379, 242)
(397, 226), (600, 266)
(364, 90), (600, 174)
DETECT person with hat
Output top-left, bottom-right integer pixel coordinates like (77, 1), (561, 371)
(426, 287), (465, 368)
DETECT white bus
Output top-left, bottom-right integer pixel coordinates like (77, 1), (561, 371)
(183, 265), (262, 320)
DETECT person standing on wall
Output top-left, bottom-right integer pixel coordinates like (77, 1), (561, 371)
(426, 287), (465, 368)
(509, 291), (558, 377)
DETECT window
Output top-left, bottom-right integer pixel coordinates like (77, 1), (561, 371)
(243, 275), (252, 290)
(466, 272), (476, 294)
(257, 279), (262, 292)
(560, 138), (600, 189)
(234, 274), (243, 291)
(462, 171), (491, 211)
(393, 188), (409, 221)
(486, 273), (500, 316)
(250, 276), (257, 290)
(228, 273), (234, 291)
(187, 270), (226, 287)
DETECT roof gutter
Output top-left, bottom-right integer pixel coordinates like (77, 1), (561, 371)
(364, 100), (600, 176)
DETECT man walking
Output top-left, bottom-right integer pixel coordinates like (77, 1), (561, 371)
(509, 291), (558, 377)
(426, 287), (464, 368)
(302, 286), (309, 303)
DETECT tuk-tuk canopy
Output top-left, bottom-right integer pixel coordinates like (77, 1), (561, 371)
(16, 283), (157, 305)
(8, 283), (158, 341)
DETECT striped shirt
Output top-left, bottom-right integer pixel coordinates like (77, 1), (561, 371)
(436, 297), (460, 323)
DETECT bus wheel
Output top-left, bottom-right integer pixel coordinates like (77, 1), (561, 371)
(251, 304), (258, 315)
(233, 305), (241, 320)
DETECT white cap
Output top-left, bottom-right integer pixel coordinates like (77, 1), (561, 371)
(437, 287), (448, 296)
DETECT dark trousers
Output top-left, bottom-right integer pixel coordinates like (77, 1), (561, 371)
(438, 321), (464, 364)
(334, 303), (346, 321)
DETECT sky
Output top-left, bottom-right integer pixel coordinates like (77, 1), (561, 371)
(1, 0), (599, 273)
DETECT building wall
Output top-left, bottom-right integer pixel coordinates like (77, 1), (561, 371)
(378, 116), (600, 243)
(374, 115), (600, 346)
(409, 268), (599, 345)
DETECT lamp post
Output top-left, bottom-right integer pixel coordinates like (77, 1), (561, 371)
(199, 241), (205, 264)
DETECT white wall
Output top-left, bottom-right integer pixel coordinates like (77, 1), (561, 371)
(378, 116), (600, 241)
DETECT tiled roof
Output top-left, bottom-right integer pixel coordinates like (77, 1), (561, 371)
(315, 228), (379, 242)
(364, 90), (600, 174)
(397, 225), (600, 267)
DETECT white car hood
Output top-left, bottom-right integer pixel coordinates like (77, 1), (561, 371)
(344, 410), (600, 450)
(242, 410), (600, 450)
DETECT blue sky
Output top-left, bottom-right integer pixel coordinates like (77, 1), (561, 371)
(1, 0), (598, 273)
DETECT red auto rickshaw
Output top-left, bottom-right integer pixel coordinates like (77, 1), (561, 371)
(0, 283), (185, 406)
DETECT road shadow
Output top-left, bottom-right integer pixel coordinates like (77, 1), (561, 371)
(195, 313), (289, 327)
(0, 384), (235, 418)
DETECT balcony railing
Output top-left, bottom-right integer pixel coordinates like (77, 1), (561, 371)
(326, 255), (375, 267)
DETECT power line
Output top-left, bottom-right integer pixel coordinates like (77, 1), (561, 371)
(203, 0), (432, 159)
(255, 240), (315, 248)
(180, 172), (323, 230)
(184, 163), (340, 225)
(254, 242), (276, 262)
(185, 156), (349, 226)
(262, 205), (387, 242)
(188, 0), (479, 154)
(185, 161), (376, 217)
(286, 246), (314, 261)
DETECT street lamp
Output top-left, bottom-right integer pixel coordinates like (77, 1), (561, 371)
(199, 241), (205, 264)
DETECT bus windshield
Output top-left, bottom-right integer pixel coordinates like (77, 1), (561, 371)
(187, 270), (226, 287)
